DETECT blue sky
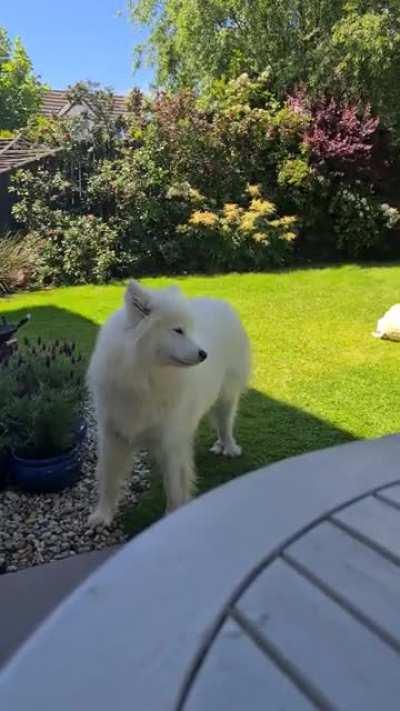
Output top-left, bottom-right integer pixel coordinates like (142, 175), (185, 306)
(2, 1), (154, 93)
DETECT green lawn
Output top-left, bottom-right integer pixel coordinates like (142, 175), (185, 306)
(2, 264), (400, 535)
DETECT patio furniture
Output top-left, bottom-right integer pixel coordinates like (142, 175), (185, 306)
(0, 548), (116, 667)
(0, 314), (30, 362)
(1, 434), (400, 710)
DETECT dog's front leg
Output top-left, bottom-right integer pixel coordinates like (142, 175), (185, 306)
(156, 439), (194, 513)
(89, 426), (133, 527)
(164, 452), (186, 513)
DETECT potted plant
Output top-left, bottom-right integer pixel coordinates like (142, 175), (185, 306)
(0, 314), (31, 489)
(0, 430), (10, 491)
(0, 337), (86, 492)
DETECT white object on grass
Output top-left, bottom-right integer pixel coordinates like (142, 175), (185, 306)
(373, 304), (400, 341)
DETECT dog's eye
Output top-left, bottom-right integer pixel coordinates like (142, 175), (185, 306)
(173, 328), (184, 335)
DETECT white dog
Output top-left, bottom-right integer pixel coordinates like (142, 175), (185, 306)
(373, 304), (400, 341)
(87, 280), (250, 526)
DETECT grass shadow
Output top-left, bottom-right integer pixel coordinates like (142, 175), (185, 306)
(123, 388), (355, 536)
(0, 303), (99, 355)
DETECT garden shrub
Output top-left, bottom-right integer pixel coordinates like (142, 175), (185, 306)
(277, 158), (313, 189)
(10, 167), (72, 232)
(305, 98), (380, 175)
(329, 187), (400, 257)
(30, 214), (121, 285)
(0, 233), (38, 294)
(7, 80), (400, 284)
(178, 185), (298, 271)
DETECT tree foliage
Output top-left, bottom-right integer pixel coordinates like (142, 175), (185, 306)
(129, 0), (400, 136)
(0, 26), (43, 131)
(129, 0), (345, 89)
(327, 8), (400, 137)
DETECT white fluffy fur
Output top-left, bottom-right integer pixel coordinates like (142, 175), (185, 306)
(87, 280), (250, 526)
(373, 304), (400, 341)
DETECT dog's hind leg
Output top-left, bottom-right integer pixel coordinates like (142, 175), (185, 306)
(210, 389), (242, 458)
(89, 427), (133, 527)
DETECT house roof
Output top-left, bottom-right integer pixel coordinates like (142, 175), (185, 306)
(40, 89), (129, 119)
(0, 90), (129, 174)
(40, 90), (69, 118)
(0, 137), (58, 175)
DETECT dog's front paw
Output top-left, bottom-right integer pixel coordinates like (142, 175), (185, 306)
(210, 439), (224, 455)
(210, 439), (242, 457)
(88, 507), (113, 529)
(222, 442), (242, 458)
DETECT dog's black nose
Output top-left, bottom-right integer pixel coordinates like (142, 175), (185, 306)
(198, 349), (207, 361)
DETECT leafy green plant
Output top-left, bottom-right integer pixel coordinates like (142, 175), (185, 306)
(277, 157), (313, 189)
(32, 214), (121, 285)
(0, 424), (10, 460)
(0, 338), (85, 458)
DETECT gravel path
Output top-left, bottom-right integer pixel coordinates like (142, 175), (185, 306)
(0, 408), (150, 574)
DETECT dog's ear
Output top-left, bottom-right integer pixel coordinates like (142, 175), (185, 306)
(125, 280), (152, 318)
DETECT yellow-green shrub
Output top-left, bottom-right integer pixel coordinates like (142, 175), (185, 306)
(178, 185), (298, 270)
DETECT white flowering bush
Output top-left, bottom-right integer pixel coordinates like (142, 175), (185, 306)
(330, 188), (400, 257)
(380, 203), (400, 230)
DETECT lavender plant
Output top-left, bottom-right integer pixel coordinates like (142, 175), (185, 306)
(0, 338), (86, 458)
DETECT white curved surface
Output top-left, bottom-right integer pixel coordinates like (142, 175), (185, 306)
(1, 435), (400, 710)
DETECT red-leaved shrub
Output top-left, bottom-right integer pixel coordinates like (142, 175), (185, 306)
(305, 98), (379, 171)
(287, 91), (380, 174)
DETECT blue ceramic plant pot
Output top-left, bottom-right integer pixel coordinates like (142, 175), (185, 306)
(11, 419), (87, 494)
